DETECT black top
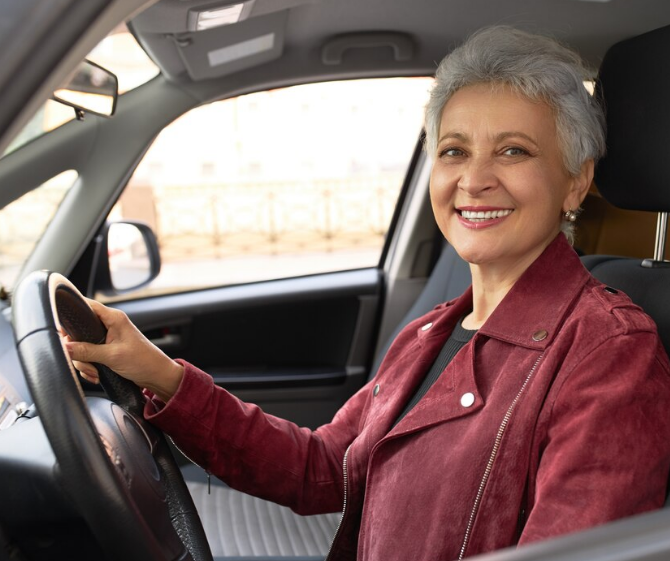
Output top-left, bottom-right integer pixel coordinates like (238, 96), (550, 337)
(393, 319), (477, 427)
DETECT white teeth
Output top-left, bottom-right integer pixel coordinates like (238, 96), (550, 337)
(460, 209), (513, 221)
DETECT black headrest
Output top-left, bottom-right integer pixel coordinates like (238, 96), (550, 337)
(594, 24), (670, 212)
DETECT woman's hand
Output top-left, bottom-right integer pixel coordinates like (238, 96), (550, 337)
(64, 299), (184, 402)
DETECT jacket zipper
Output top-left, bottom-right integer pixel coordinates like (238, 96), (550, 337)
(458, 353), (544, 560)
(325, 444), (351, 561)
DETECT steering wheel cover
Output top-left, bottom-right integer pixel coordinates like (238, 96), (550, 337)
(13, 270), (212, 561)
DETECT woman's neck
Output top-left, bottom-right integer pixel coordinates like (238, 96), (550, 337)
(462, 274), (516, 330)
(461, 251), (542, 330)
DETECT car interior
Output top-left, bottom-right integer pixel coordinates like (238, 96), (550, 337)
(2, 1), (670, 560)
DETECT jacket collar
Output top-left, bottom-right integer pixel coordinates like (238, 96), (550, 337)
(479, 234), (590, 350)
(417, 234), (590, 351)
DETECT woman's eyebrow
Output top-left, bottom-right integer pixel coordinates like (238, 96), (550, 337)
(494, 131), (540, 148)
(437, 131), (468, 144)
(437, 131), (540, 148)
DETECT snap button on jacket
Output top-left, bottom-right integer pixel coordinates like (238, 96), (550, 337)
(146, 235), (670, 561)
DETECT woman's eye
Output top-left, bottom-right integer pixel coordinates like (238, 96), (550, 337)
(502, 147), (528, 157)
(440, 148), (465, 158)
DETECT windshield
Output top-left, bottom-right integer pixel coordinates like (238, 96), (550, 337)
(0, 171), (79, 290)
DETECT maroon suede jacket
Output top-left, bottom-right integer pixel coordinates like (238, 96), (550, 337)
(145, 234), (670, 561)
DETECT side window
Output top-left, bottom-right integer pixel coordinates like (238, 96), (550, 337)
(107, 77), (432, 298)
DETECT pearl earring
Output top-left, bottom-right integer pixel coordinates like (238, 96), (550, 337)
(564, 209), (577, 223)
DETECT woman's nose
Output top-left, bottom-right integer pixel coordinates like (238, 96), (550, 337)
(457, 157), (498, 195)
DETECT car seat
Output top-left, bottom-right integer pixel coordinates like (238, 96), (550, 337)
(182, 242), (472, 560)
(583, 23), (670, 355)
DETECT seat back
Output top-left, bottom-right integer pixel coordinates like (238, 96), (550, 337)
(581, 255), (670, 353)
(584, 23), (670, 358)
(369, 243), (471, 380)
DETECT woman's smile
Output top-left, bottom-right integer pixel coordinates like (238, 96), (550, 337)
(457, 207), (514, 228)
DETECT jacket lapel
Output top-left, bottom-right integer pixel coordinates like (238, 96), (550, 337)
(388, 340), (482, 436)
(373, 287), (482, 437)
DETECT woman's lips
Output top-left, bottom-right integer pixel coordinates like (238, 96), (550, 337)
(456, 207), (514, 229)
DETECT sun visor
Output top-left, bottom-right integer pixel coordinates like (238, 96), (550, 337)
(594, 24), (670, 212)
(174, 11), (286, 81)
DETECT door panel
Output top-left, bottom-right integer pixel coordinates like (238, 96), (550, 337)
(114, 268), (381, 428)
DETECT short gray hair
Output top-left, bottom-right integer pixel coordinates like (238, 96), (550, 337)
(424, 26), (606, 242)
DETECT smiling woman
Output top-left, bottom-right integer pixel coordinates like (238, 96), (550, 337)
(64, 25), (670, 561)
(425, 25), (605, 328)
(430, 84), (593, 327)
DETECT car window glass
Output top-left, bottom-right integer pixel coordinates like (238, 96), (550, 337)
(0, 170), (78, 290)
(102, 77), (433, 300)
(2, 24), (158, 157)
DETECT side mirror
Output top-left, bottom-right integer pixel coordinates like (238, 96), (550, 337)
(94, 221), (161, 296)
(53, 60), (119, 117)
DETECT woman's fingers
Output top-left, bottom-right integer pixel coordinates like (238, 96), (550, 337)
(66, 342), (103, 384)
(73, 360), (101, 384)
(65, 340), (101, 363)
(61, 325), (98, 383)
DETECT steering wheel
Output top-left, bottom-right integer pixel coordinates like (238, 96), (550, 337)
(12, 270), (212, 561)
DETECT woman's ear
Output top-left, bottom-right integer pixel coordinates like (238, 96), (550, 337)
(565, 159), (595, 211)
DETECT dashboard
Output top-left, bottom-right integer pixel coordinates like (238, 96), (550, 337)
(0, 302), (32, 429)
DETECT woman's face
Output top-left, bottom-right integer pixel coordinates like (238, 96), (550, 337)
(429, 83), (592, 274)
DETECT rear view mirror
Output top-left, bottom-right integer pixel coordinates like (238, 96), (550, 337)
(53, 60), (118, 117)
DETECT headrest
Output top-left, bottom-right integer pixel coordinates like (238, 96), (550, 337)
(594, 24), (670, 212)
